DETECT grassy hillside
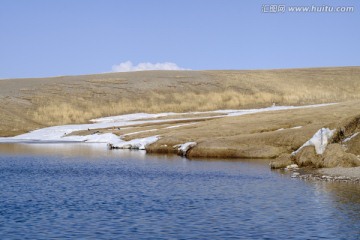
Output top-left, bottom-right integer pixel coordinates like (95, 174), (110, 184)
(0, 66), (359, 136)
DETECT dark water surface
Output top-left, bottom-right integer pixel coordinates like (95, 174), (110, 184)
(0, 143), (359, 239)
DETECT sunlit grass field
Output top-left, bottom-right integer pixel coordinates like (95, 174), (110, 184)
(1, 67), (359, 136)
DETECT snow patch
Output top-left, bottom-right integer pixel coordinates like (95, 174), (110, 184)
(292, 128), (336, 155)
(0, 103), (336, 145)
(83, 133), (121, 143)
(343, 132), (359, 143)
(90, 112), (177, 123)
(285, 164), (299, 170)
(175, 142), (197, 156)
(108, 136), (159, 150)
(225, 103), (335, 117)
(276, 126), (302, 132)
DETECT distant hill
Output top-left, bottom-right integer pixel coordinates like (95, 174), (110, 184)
(0, 66), (359, 136)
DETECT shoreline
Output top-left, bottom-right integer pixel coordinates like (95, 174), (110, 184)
(1, 139), (359, 182)
(277, 166), (360, 183)
(1, 136), (359, 181)
(0, 102), (359, 181)
(317, 167), (360, 180)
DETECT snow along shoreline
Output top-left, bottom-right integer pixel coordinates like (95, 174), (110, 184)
(0, 103), (336, 150)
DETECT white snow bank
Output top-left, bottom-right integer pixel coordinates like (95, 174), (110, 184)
(292, 128), (336, 155)
(225, 103), (335, 117)
(82, 133), (121, 143)
(108, 135), (159, 150)
(90, 103), (335, 124)
(0, 103), (335, 145)
(0, 112), (171, 143)
(276, 126), (302, 132)
(175, 142), (197, 156)
(343, 132), (359, 143)
(90, 112), (177, 123)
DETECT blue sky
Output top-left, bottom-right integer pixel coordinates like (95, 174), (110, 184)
(1, 0), (359, 78)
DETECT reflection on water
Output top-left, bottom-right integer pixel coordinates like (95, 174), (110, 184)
(314, 181), (360, 204)
(0, 142), (147, 159)
(0, 143), (359, 239)
(312, 181), (360, 228)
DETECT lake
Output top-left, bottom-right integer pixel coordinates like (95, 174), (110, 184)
(0, 143), (359, 239)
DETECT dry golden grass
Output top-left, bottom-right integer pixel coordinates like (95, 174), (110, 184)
(0, 67), (360, 136)
(66, 100), (360, 161)
(32, 88), (359, 126)
(144, 101), (360, 160)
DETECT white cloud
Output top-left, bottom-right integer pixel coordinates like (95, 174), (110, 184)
(111, 61), (189, 72)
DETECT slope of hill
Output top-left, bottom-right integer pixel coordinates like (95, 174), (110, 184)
(0, 67), (359, 136)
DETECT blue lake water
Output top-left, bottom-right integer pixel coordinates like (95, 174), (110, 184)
(0, 143), (359, 239)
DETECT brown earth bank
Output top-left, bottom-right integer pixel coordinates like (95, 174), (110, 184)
(1, 66), (360, 136)
(147, 102), (360, 167)
(68, 101), (360, 170)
